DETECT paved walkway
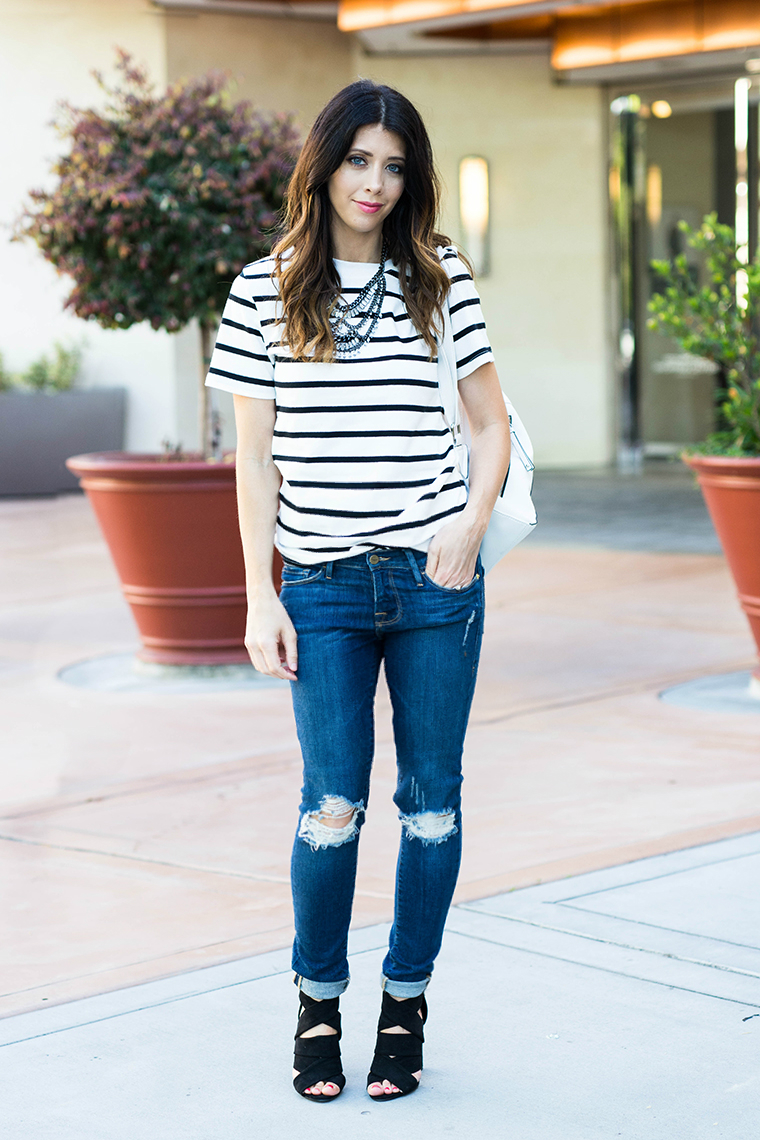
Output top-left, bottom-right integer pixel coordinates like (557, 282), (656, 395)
(2, 832), (758, 1138)
(531, 463), (722, 553)
(1, 466), (759, 1135)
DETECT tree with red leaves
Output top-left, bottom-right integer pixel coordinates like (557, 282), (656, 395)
(16, 50), (299, 455)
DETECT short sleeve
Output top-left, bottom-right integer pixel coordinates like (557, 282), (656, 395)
(205, 272), (275, 400)
(440, 246), (495, 382)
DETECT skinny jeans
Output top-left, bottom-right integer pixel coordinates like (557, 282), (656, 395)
(280, 547), (484, 1000)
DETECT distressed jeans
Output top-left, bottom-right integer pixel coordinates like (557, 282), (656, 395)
(280, 547), (484, 1000)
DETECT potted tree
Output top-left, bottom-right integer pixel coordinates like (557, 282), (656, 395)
(15, 51), (298, 664)
(649, 214), (760, 695)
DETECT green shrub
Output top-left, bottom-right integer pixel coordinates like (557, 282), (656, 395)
(0, 343), (82, 393)
(22, 344), (82, 392)
(0, 352), (13, 392)
(648, 213), (760, 456)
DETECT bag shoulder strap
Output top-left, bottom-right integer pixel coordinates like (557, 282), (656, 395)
(436, 292), (461, 436)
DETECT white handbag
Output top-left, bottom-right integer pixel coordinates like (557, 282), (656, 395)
(437, 300), (537, 574)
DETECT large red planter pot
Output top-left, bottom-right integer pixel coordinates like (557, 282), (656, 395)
(684, 454), (760, 686)
(66, 452), (281, 666)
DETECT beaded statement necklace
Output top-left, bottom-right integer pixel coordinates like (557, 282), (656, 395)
(329, 242), (388, 358)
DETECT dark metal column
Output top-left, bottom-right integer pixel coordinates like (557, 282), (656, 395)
(610, 95), (646, 470)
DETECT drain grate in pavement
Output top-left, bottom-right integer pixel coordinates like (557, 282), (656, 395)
(57, 652), (288, 693)
(659, 670), (760, 715)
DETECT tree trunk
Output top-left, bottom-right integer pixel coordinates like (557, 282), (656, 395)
(199, 321), (217, 460)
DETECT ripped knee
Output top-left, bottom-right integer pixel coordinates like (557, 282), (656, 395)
(298, 794), (364, 851)
(400, 809), (458, 846)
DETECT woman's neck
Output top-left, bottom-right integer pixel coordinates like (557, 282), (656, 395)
(330, 222), (383, 264)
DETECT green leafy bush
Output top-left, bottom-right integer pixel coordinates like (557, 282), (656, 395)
(0, 352), (13, 392)
(0, 343), (82, 393)
(23, 344), (82, 392)
(648, 213), (760, 456)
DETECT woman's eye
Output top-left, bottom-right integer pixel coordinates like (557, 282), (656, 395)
(387, 164), (404, 176)
(348, 155), (366, 167)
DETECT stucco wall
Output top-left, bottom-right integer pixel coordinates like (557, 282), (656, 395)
(352, 49), (612, 468)
(0, 0), (177, 452)
(165, 11), (351, 131)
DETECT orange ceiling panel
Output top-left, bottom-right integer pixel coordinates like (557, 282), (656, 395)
(703, 0), (760, 53)
(552, 11), (614, 69)
(338, 0), (681, 34)
(424, 14), (553, 39)
(339, 1), (556, 33)
(552, 0), (760, 71)
(618, 0), (695, 63)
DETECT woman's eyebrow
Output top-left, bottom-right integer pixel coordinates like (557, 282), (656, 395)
(351, 148), (406, 162)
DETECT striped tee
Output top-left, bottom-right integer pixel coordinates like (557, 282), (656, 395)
(205, 245), (494, 565)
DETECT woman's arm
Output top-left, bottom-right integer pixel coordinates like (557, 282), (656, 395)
(233, 393), (298, 680)
(425, 361), (511, 588)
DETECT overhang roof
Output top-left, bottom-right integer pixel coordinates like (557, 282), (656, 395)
(337, 0), (760, 78)
(339, 1), (629, 33)
(152, 1), (760, 80)
(154, 1), (339, 20)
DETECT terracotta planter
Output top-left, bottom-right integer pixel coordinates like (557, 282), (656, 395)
(66, 452), (281, 666)
(683, 454), (760, 688)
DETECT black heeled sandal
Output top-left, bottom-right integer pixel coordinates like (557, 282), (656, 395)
(366, 991), (427, 1101)
(292, 992), (346, 1102)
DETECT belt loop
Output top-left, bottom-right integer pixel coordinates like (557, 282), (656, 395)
(404, 548), (424, 587)
(325, 560), (333, 580)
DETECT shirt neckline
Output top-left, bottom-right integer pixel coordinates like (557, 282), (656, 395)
(333, 256), (388, 267)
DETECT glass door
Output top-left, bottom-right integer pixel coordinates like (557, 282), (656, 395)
(608, 76), (760, 464)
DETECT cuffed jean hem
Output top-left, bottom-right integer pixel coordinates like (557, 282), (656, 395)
(294, 974), (350, 1000)
(381, 973), (430, 998)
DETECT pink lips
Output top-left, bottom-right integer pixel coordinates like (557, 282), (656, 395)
(355, 201), (382, 214)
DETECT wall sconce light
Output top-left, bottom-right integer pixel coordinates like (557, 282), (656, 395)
(459, 156), (490, 277)
(646, 165), (662, 227)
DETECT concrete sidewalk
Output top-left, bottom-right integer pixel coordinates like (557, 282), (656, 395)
(1, 831), (758, 1139)
(2, 470), (760, 1018)
(1, 465), (760, 1138)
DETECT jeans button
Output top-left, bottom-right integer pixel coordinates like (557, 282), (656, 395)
(369, 554), (380, 564)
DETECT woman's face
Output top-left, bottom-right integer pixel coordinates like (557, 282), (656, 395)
(327, 123), (406, 246)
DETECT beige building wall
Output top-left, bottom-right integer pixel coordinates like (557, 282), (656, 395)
(165, 11), (351, 132)
(353, 49), (612, 467)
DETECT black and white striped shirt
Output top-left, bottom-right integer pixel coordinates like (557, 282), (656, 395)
(205, 245), (494, 564)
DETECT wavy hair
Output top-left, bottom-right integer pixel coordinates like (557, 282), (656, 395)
(272, 80), (452, 361)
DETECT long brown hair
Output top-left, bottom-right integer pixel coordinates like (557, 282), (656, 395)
(273, 80), (451, 361)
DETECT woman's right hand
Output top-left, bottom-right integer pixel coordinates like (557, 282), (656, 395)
(245, 592), (298, 680)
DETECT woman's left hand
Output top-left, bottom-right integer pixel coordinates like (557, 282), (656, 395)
(425, 511), (486, 589)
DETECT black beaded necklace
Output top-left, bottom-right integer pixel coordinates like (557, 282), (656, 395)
(329, 242), (388, 358)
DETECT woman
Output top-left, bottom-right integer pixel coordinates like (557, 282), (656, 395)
(206, 79), (510, 1102)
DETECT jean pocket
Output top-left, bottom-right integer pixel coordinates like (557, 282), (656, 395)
(422, 570), (480, 594)
(280, 565), (324, 586)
